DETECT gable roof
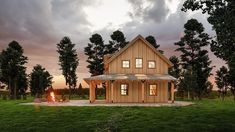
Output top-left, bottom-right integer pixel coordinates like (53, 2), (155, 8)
(106, 35), (173, 67)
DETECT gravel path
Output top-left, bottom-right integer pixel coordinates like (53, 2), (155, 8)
(22, 100), (193, 107)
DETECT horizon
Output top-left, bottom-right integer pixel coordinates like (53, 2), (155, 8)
(0, 0), (225, 89)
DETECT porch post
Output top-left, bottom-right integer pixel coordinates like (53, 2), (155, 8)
(111, 80), (114, 103)
(105, 81), (109, 103)
(171, 81), (175, 103)
(89, 81), (95, 103)
(141, 80), (145, 103)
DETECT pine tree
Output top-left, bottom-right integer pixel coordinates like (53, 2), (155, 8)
(228, 53), (235, 100)
(84, 34), (106, 99)
(215, 66), (229, 100)
(85, 34), (105, 76)
(178, 67), (198, 100)
(0, 41), (28, 99)
(182, 0), (235, 62)
(145, 35), (164, 54)
(105, 30), (128, 54)
(175, 19), (213, 99)
(57, 37), (79, 99)
(29, 65), (53, 98)
(169, 56), (180, 79)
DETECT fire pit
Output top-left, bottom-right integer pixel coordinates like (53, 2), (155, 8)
(47, 87), (56, 102)
(46, 87), (69, 102)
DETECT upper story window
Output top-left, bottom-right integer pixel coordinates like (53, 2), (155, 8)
(121, 84), (128, 95)
(135, 58), (142, 68)
(148, 60), (156, 69)
(122, 60), (130, 68)
(149, 84), (157, 96)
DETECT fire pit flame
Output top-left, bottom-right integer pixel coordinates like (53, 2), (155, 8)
(50, 91), (55, 102)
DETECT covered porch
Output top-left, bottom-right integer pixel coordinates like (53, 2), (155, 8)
(84, 74), (176, 103)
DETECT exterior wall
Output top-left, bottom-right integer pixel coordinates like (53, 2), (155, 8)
(107, 81), (168, 103)
(108, 39), (169, 74)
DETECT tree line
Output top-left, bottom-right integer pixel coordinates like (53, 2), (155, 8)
(0, 37), (79, 99)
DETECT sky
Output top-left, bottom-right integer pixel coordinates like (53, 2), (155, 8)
(0, 0), (225, 89)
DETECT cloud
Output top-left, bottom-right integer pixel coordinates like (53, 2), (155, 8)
(0, 0), (223, 89)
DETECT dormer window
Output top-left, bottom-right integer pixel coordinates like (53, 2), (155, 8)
(122, 60), (130, 68)
(135, 58), (142, 68)
(148, 60), (156, 68)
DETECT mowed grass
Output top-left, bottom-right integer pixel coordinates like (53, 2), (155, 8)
(0, 99), (235, 132)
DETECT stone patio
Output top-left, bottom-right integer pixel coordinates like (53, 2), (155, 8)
(22, 100), (193, 107)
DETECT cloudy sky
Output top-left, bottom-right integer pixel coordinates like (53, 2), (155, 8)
(0, 0), (225, 89)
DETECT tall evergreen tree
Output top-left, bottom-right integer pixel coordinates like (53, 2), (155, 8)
(169, 56), (180, 79)
(57, 37), (79, 99)
(145, 35), (164, 54)
(215, 66), (229, 100)
(78, 83), (83, 96)
(178, 67), (198, 100)
(84, 34), (105, 76)
(175, 19), (213, 99)
(29, 65), (53, 98)
(105, 30), (128, 54)
(84, 34), (106, 99)
(228, 53), (235, 100)
(169, 56), (181, 95)
(182, 0), (235, 62)
(17, 67), (28, 99)
(0, 41), (28, 99)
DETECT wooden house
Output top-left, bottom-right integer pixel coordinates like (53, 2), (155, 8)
(84, 35), (176, 103)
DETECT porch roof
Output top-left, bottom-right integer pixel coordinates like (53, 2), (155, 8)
(84, 74), (176, 83)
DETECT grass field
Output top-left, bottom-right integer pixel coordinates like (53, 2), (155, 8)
(0, 98), (235, 132)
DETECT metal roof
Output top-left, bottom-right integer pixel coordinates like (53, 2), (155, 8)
(84, 74), (176, 82)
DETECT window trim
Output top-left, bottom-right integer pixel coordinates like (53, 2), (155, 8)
(148, 60), (156, 69)
(120, 84), (129, 96)
(149, 84), (157, 96)
(135, 58), (143, 68)
(122, 60), (130, 68)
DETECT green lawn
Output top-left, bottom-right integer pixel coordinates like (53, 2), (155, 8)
(0, 99), (235, 132)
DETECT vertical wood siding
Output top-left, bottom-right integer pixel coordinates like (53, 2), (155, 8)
(109, 39), (169, 74)
(107, 81), (168, 103)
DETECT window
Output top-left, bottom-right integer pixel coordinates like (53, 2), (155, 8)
(135, 58), (142, 68)
(148, 61), (156, 68)
(121, 84), (128, 95)
(122, 60), (130, 68)
(149, 85), (157, 96)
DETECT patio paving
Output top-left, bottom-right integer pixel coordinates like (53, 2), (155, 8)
(22, 100), (193, 107)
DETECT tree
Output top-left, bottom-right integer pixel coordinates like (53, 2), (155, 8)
(204, 81), (213, 98)
(105, 30), (128, 54)
(178, 67), (198, 100)
(17, 67), (28, 99)
(228, 53), (235, 100)
(215, 66), (229, 100)
(169, 56), (180, 79)
(145, 35), (164, 54)
(78, 83), (83, 97)
(84, 34), (106, 99)
(175, 19), (213, 99)
(85, 34), (105, 76)
(182, 0), (235, 62)
(0, 41), (28, 99)
(29, 65), (53, 98)
(169, 56), (181, 96)
(57, 37), (79, 99)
